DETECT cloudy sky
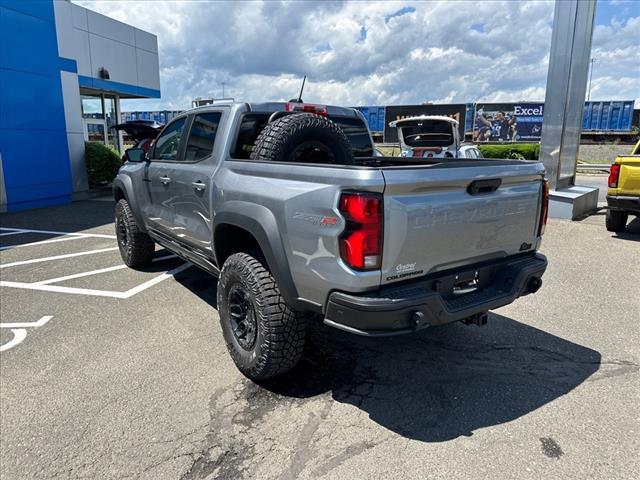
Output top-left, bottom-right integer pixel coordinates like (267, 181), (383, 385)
(75, 0), (639, 111)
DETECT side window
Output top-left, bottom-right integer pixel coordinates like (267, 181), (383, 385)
(153, 117), (187, 161)
(466, 149), (476, 159)
(184, 113), (222, 161)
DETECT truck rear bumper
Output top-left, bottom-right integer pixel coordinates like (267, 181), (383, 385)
(324, 253), (547, 337)
(607, 195), (640, 214)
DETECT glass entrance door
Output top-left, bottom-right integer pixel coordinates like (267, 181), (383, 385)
(80, 92), (122, 152)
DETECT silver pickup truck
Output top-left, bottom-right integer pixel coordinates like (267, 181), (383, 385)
(113, 100), (548, 381)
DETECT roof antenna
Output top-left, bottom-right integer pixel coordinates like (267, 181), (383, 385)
(289, 76), (306, 103)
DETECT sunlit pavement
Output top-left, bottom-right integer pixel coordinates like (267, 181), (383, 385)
(1, 199), (638, 480)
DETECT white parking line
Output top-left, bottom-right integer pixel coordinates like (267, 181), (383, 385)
(0, 315), (54, 328)
(34, 254), (177, 285)
(0, 227), (116, 239)
(0, 263), (192, 299)
(0, 247), (119, 269)
(0, 231), (26, 237)
(0, 316), (54, 353)
(0, 329), (27, 352)
(0, 234), (90, 251)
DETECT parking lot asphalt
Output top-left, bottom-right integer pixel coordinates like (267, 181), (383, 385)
(1, 199), (638, 480)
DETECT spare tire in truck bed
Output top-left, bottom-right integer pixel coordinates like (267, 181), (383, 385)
(250, 112), (355, 165)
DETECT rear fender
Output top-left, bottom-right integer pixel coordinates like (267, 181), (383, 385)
(214, 202), (301, 309)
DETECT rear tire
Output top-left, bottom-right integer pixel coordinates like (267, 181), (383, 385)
(217, 252), (306, 381)
(605, 209), (628, 232)
(115, 199), (155, 267)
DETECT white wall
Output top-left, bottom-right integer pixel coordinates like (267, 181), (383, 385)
(54, 0), (160, 92)
(52, 0), (160, 196)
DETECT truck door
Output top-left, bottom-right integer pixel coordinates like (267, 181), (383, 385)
(144, 116), (188, 235)
(169, 111), (224, 254)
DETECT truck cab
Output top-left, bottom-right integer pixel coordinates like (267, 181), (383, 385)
(606, 140), (640, 232)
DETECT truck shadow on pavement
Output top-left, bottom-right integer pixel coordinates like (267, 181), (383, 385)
(175, 271), (602, 443)
(260, 313), (601, 443)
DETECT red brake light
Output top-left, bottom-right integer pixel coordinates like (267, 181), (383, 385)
(285, 102), (328, 116)
(608, 164), (620, 188)
(339, 192), (383, 270)
(538, 180), (549, 236)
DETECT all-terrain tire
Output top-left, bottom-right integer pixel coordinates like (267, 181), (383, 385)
(217, 252), (306, 381)
(605, 209), (628, 232)
(250, 112), (354, 165)
(115, 199), (155, 267)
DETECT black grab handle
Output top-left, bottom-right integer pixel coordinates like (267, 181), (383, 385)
(467, 178), (502, 195)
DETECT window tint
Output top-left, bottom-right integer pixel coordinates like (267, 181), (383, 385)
(332, 117), (374, 157)
(231, 113), (374, 159)
(233, 114), (270, 159)
(153, 117), (187, 161)
(184, 113), (222, 161)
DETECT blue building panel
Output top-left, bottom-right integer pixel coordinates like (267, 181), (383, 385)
(0, 129), (72, 209)
(0, 1), (71, 211)
(0, 68), (67, 131)
(0, 0), (55, 22)
(0, 5), (60, 77)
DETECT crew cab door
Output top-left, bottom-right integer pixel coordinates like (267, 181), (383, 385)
(169, 111), (224, 253)
(144, 116), (188, 235)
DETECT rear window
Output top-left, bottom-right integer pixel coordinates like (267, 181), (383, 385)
(232, 113), (373, 159)
(400, 120), (454, 148)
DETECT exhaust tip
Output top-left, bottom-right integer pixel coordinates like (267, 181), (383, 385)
(527, 277), (542, 294)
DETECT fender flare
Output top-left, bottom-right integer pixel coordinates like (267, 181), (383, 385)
(214, 202), (300, 309)
(112, 177), (147, 231)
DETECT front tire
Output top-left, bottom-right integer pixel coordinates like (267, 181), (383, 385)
(115, 199), (155, 267)
(217, 252), (306, 381)
(605, 209), (628, 232)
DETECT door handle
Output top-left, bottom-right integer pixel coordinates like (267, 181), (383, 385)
(192, 181), (206, 191)
(159, 176), (171, 185)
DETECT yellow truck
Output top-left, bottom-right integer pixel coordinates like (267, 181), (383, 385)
(606, 140), (640, 232)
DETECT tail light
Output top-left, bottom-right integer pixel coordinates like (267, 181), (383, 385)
(538, 179), (549, 236)
(339, 192), (383, 270)
(285, 102), (328, 116)
(608, 164), (620, 188)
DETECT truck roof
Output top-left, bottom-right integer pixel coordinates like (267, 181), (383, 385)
(187, 101), (360, 118)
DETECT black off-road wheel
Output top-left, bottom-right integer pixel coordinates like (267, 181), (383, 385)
(605, 209), (628, 232)
(250, 112), (354, 165)
(217, 252), (306, 381)
(115, 199), (155, 267)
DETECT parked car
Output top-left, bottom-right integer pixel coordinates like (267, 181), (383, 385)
(459, 144), (484, 159)
(606, 140), (640, 232)
(113, 101), (548, 381)
(112, 120), (164, 160)
(390, 115), (461, 158)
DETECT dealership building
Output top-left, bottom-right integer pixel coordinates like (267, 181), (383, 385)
(0, 0), (160, 211)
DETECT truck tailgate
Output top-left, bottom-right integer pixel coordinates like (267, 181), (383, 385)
(617, 156), (640, 195)
(380, 162), (545, 285)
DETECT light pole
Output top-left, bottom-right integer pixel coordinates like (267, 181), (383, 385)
(587, 58), (596, 102)
(220, 82), (226, 98)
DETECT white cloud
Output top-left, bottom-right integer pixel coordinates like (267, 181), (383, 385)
(74, 0), (639, 111)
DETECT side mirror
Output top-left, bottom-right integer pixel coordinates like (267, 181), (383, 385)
(125, 148), (147, 163)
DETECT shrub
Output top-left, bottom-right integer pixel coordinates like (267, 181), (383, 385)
(85, 142), (122, 185)
(477, 143), (540, 160)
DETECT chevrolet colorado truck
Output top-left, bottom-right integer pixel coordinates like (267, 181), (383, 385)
(606, 140), (640, 232)
(113, 100), (548, 381)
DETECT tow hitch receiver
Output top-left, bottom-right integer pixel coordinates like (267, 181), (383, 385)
(462, 311), (488, 326)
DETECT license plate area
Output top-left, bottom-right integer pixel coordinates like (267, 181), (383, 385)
(436, 264), (498, 300)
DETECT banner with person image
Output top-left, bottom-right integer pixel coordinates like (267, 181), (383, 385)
(473, 103), (544, 142)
